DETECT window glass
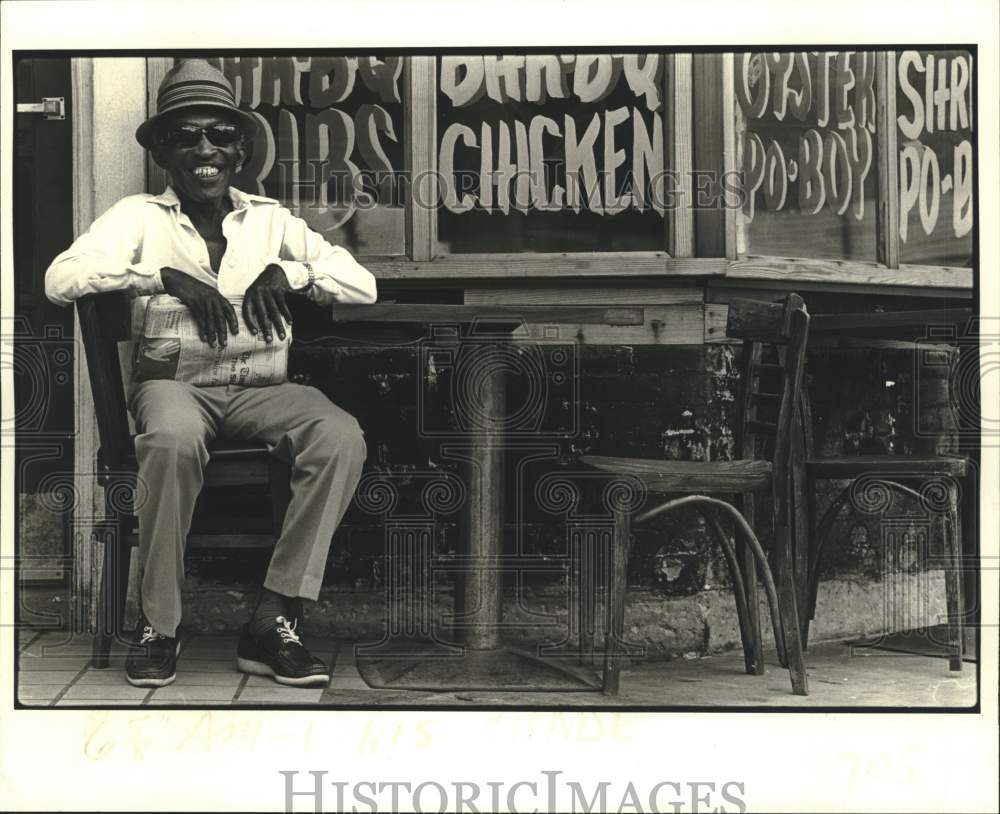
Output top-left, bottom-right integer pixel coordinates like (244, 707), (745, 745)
(735, 51), (878, 261)
(436, 54), (669, 253)
(211, 56), (405, 255)
(896, 50), (973, 267)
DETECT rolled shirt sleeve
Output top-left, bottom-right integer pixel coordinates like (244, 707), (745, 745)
(44, 197), (166, 306)
(273, 210), (378, 305)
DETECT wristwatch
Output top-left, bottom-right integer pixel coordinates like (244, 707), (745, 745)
(302, 261), (315, 291)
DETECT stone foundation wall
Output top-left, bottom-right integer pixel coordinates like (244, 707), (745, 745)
(165, 571), (947, 660)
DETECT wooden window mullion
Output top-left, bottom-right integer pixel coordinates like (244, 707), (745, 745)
(404, 55), (437, 262)
(666, 52), (694, 258)
(875, 50), (900, 269)
(721, 52), (738, 261)
(691, 53), (727, 258)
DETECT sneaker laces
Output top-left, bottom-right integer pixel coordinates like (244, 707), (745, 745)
(139, 624), (165, 646)
(275, 615), (302, 646)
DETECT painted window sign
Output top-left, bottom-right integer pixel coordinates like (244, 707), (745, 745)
(735, 51), (879, 261)
(436, 55), (668, 253)
(191, 54), (972, 269)
(211, 56), (405, 255)
(896, 50), (973, 267)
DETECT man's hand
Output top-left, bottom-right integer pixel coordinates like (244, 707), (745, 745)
(161, 266), (238, 347)
(243, 264), (293, 343)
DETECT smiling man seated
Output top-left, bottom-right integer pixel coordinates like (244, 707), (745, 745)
(45, 59), (377, 689)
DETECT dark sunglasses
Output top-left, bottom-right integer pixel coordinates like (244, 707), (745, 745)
(157, 123), (244, 149)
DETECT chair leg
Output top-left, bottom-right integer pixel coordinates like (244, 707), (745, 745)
(774, 536), (808, 694)
(737, 491), (765, 673)
(804, 484), (853, 651)
(91, 524), (113, 669)
(703, 508), (761, 675)
(945, 481), (964, 672)
(802, 474), (818, 650)
(602, 510), (631, 695)
(715, 499), (808, 695)
(632, 495), (807, 695)
(740, 511), (807, 695)
(90, 516), (132, 668)
(790, 435), (811, 646)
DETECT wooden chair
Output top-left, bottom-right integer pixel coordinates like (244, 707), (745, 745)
(77, 291), (291, 668)
(797, 308), (974, 671)
(581, 294), (811, 696)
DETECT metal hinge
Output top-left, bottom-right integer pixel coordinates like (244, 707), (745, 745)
(16, 97), (65, 120)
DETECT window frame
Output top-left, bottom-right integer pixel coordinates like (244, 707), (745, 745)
(144, 52), (973, 295)
(721, 50), (973, 293)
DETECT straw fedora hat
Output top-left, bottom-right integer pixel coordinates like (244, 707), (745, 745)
(135, 59), (258, 149)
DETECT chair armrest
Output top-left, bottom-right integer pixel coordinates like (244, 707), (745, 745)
(805, 455), (969, 479)
(76, 292), (132, 472)
(77, 291), (133, 342)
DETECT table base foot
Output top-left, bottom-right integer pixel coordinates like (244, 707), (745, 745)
(356, 643), (602, 692)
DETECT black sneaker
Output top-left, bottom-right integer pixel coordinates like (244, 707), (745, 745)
(125, 622), (178, 688)
(236, 615), (330, 687)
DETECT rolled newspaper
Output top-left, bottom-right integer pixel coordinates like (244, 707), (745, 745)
(133, 295), (290, 386)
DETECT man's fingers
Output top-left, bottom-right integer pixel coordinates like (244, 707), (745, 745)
(245, 289), (271, 341)
(276, 290), (293, 326)
(192, 304), (213, 346)
(243, 295), (258, 335)
(263, 292), (286, 341)
(223, 299), (239, 336)
(168, 278), (239, 347)
(208, 300), (224, 347)
(242, 284), (294, 342)
(212, 300), (229, 348)
(254, 289), (274, 342)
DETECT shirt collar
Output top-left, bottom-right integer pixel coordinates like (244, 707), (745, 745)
(147, 185), (278, 213)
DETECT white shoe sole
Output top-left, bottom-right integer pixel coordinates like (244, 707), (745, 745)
(126, 673), (176, 688)
(236, 657), (330, 687)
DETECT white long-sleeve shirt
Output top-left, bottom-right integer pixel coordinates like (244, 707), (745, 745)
(45, 185), (378, 309)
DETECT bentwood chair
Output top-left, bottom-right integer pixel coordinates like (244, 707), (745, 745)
(797, 308), (974, 670)
(580, 294), (811, 696)
(77, 291), (292, 667)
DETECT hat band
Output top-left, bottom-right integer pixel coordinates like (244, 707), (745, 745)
(158, 79), (237, 112)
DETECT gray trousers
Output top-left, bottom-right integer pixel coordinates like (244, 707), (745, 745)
(128, 380), (366, 637)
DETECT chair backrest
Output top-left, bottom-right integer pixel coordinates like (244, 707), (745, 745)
(76, 291), (133, 478)
(726, 294), (810, 592)
(727, 294), (810, 474)
(799, 305), (973, 458)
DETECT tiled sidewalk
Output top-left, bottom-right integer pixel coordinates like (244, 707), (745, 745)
(16, 629), (977, 708)
(17, 630), (339, 706)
